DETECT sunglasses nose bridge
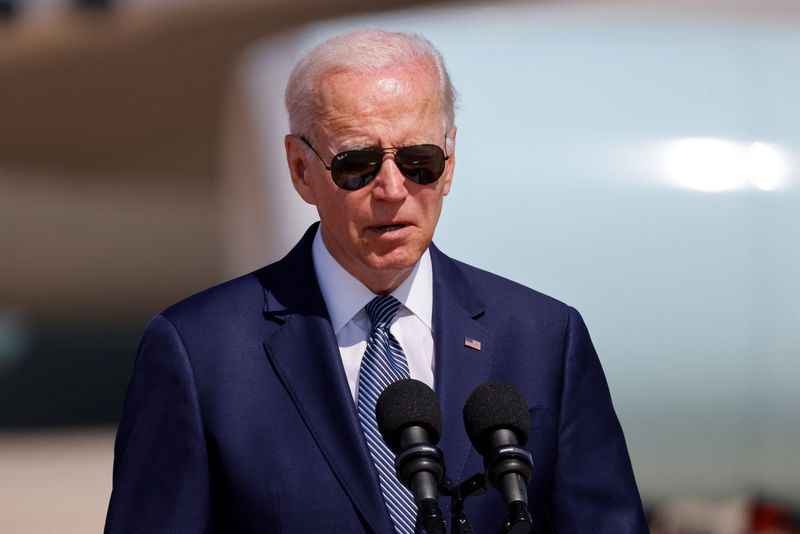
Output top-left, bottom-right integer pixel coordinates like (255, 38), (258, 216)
(379, 147), (399, 162)
(375, 148), (405, 180)
(371, 150), (409, 199)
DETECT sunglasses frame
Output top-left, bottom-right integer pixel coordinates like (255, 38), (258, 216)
(300, 135), (450, 191)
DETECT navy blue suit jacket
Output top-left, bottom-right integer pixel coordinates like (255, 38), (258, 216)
(105, 224), (648, 533)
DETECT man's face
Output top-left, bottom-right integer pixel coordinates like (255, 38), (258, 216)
(286, 64), (455, 293)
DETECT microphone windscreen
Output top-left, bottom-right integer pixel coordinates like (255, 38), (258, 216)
(375, 378), (443, 453)
(463, 381), (531, 455)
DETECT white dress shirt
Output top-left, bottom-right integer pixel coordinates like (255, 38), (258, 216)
(311, 228), (435, 402)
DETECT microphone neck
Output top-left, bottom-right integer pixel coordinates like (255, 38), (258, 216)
(486, 428), (519, 451)
(400, 425), (432, 449)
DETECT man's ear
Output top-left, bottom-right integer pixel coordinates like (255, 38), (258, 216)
(441, 126), (457, 196)
(285, 135), (318, 205)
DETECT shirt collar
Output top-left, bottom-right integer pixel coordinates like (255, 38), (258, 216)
(311, 226), (433, 334)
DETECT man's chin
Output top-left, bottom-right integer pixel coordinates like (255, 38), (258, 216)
(357, 249), (425, 291)
(365, 259), (415, 278)
(367, 244), (427, 271)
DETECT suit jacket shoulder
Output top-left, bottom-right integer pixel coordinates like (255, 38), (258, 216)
(431, 243), (573, 319)
(158, 224), (324, 351)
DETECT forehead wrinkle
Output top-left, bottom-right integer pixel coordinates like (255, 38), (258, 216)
(320, 116), (438, 153)
(318, 95), (439, 144)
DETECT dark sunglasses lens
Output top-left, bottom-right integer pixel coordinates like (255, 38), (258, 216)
(330, 150), (381, 190)
(395, 145), (446, 184)
(328, 144), (447, 190)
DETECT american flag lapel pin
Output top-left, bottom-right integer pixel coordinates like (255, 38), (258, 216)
(464, 337), (482, 351)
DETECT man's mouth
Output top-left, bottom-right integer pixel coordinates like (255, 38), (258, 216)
(374, 223), (407, 233)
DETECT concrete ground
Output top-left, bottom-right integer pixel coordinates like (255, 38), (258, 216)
(0, 428), (114, 534)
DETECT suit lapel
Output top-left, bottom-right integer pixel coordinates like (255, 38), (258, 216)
(260, 225), (392, 533)
(430, 245), (494, 487)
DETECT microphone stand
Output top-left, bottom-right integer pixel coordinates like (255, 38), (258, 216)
(440, 464), (532, 534)
(440, 474), (486, 534)
(502, 501), (532, 534)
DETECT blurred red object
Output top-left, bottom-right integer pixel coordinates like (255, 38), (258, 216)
(751, 501), (800, 534)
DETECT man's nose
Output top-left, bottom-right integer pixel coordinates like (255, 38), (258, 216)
(371, 155), (409, 202)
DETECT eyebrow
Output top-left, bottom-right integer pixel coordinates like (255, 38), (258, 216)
(339, 142), (372, 151)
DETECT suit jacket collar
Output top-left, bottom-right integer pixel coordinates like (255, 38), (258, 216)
(260, 224), (492, 527)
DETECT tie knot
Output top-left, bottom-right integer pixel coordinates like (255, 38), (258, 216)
(365, 295), (402, 330)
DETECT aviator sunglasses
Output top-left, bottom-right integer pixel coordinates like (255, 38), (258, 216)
(301, 136), (450, 191)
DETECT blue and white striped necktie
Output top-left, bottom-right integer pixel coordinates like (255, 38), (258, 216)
(357, 295), (417, 534)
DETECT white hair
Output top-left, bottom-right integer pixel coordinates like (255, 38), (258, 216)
(285, 29), (457, 141)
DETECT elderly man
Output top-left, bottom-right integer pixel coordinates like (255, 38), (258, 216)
(105, 29), (648, 533)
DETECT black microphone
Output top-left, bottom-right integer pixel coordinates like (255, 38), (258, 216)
(463, 381), (533, 534)
(376, 379), (446, 534)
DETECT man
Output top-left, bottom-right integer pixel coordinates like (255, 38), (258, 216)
(105, 29), (648, 533)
